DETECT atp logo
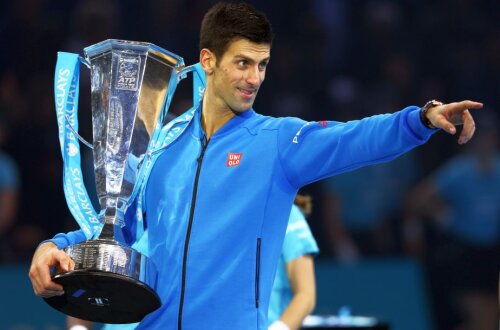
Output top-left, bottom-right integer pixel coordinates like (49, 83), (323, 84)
(226, 152), (242, 167)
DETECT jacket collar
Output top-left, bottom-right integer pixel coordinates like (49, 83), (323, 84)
(191, 104), (256, 139)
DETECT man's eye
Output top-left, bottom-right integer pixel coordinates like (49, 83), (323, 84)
(258, 62), (268, 71)
(238, 60), (248, 67)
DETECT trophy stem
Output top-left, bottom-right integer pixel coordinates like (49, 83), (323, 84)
(98, 222), (116, 240)
(96, 198), (125, 240)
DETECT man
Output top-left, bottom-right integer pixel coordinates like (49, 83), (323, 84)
(29, 2), (482, 330)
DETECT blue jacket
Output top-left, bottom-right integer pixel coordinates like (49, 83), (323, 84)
(50, 105), (434, 329)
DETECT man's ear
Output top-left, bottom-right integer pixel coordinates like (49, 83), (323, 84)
(200, 48), (216, 75)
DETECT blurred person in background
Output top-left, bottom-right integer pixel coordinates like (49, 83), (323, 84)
(0, 112), (20, 262)
(321, 152), (418, 262)
(319, 91), (420, 262)
(404, 111), (500, 330)
(268, 194), (318, 330)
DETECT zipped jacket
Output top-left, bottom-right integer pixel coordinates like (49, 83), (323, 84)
(50, 105), (435, 329)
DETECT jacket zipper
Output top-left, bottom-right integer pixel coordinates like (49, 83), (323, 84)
(255, 238), (261, 308)
(178, 136), (209, 330)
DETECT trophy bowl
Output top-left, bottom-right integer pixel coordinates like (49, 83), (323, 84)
(45, 240), (160, 323)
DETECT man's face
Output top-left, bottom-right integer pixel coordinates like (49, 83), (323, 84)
(210, 39), (270, 113)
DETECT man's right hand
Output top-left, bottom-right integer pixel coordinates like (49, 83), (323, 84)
(28, 242), (74, 298)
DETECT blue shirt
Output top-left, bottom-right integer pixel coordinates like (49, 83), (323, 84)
(268, 204), (319, 324)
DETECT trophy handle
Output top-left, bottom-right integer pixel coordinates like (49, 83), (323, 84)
(62, 56), (94, 150)
(176, 63), (203, 82)
(176, 63), (206, 108)
(65, 114), (93, 149)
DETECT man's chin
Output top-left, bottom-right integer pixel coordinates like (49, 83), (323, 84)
(231, 102), (254, 113)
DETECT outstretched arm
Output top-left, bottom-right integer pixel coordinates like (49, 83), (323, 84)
(278, 100), (483, 188)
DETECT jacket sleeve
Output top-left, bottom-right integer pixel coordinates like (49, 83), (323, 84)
(44, 229), (87, 250)
(277, 106), (436, 188)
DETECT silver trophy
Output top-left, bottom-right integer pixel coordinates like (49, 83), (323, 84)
(44, 39), (188, 323)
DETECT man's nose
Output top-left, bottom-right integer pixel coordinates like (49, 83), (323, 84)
(245, 66), (262, 86)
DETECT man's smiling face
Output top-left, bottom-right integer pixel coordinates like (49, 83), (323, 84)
(210, 38), (270, 113)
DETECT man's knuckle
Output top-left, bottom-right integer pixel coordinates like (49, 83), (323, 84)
(28, 267), (39, 279)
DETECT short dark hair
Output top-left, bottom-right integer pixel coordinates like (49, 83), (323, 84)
(199, 2), (273, 61)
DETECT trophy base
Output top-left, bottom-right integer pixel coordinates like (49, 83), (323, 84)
(43, 240), (161, 324)
(44, 270), (160, 323)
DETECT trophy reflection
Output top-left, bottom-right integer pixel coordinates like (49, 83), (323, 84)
(44, 39), (194, 324)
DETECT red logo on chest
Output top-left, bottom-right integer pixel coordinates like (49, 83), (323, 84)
(226, 152), (242, 167)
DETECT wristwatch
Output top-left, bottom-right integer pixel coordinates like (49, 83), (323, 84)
(420, 99), (443, 129)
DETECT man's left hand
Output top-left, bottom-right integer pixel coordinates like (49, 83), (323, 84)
(424, 100), (483, 144)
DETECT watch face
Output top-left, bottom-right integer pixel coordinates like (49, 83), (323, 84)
(428, 100), (443, 107)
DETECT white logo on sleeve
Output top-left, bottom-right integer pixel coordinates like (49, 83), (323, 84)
(293, 122), (313, 144)
(292, 121), (328, 143)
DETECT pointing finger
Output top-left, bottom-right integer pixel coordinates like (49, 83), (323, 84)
(459, 100), (483, 110)
(458, 110), (476, 144)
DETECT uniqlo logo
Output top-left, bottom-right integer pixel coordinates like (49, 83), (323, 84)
(226, 152), (242, 167)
